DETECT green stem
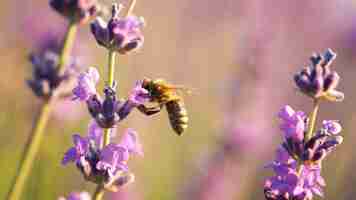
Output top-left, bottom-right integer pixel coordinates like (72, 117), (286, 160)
(305, 99), (320, 141)
(125, 0), (137, 16)
(92, 0), (139, 197)
(103, 129), (111, 146)
(58, 21), (78, 75)
(93, 185), (105, 200)
(6, 100), (53, 200)
(107, 50), (116, 87)
(6, 21), (78, 200)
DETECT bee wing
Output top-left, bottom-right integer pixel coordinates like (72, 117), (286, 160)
(174, 87), (196, 96)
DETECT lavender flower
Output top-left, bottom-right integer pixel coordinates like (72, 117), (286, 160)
(73, 68), (150, 128)
(322, 120), (342, 135)
(87, 86), (122, 128)
(278, 105), (306, 143)
(264, 105), (343, 200)
(62, 134), (89, 165)
(91, 4), (145, 54)
(265, 147), (326, 200)
(62, 122), (142, 191)
(58, 191), (91, 200)
(96, 144), (129, 176)
(27, 51), (65, 99)
(294, 49), (344, 102)
(119, 128), (143, 156)
(72, 67), (99, 101)
(278, 105), (343, 164)
(117, 81), (150, 120)
(50, 0), (100, 24)
(128, 81), (150, 106)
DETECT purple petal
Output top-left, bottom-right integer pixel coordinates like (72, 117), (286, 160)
(119, 128), (143, 156)
(62, 134), (89, 165)
(275, 146), (292, 164)
(72, 67), (99, 101)
(278, 105), (305, 142)
(322, 120), (342, 135)
(87, 120), (103, 147)
(97, 144), (130, 177)
(278, 105), (295, 121)
(73, 134), (89, 155)
(91, 17), (110, 48)
(128, 81), (150, 106)
(62, 147), (77, 165)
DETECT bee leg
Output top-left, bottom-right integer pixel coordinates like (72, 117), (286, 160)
(137, 104), (162, 116)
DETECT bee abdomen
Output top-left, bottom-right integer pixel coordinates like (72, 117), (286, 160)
(166, 100), (188, 135)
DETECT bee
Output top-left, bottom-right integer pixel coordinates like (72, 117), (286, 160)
(137, 78), (189, 135)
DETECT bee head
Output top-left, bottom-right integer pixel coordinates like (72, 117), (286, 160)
(141, 78), (164, 99)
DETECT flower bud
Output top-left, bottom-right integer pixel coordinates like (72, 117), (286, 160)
(86, 87), (121, 128)
(294, 49), (344, 102)
(27, 51), (66, 99)
(90, 4), (145, 54)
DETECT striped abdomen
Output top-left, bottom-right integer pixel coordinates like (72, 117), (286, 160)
(165, 100), (188, 135)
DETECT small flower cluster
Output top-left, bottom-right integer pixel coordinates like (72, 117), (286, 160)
(91, 4), (145, 54)
(27, 41), (79, 100)
(72, 67), (149, 128)
(294, 49), (344, 102)
(61, 1), (157, 198)
(27, 0), (89, 100)
(62, 120), (141, 191)
(27, 51), (64, 99)
(264, 49), (344, 200)
(264, 106), (343, 200)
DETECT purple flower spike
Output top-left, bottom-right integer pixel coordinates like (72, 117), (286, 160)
(278, 105), (306, 142)
(322, 120), (342, 135)
(119, 128), (143, 156)
(96, 144), (129, 177)
(58, 191), (91, 200)
(62, 134), (89, 165)
(72, 67), (99, 101)
(27, 51), (66, 99)
(294, 49), (344, 102)
(90, 4), (145, 54)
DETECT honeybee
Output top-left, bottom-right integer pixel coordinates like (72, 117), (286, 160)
(137, 78), (189, 135)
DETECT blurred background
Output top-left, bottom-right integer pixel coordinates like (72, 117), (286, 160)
(1, 0), (356, 199)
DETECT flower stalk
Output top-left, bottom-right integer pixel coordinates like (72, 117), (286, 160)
(58, 20), (78, 74)
(107, 50), (116, 88)
(125, 0), (137, 16)
(93, 1), (137, 199)
(6, 21), (78, 200)
(264, 49), (344, 200)
(93, 185), (105, 200)
(305, 99), (320, 141)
